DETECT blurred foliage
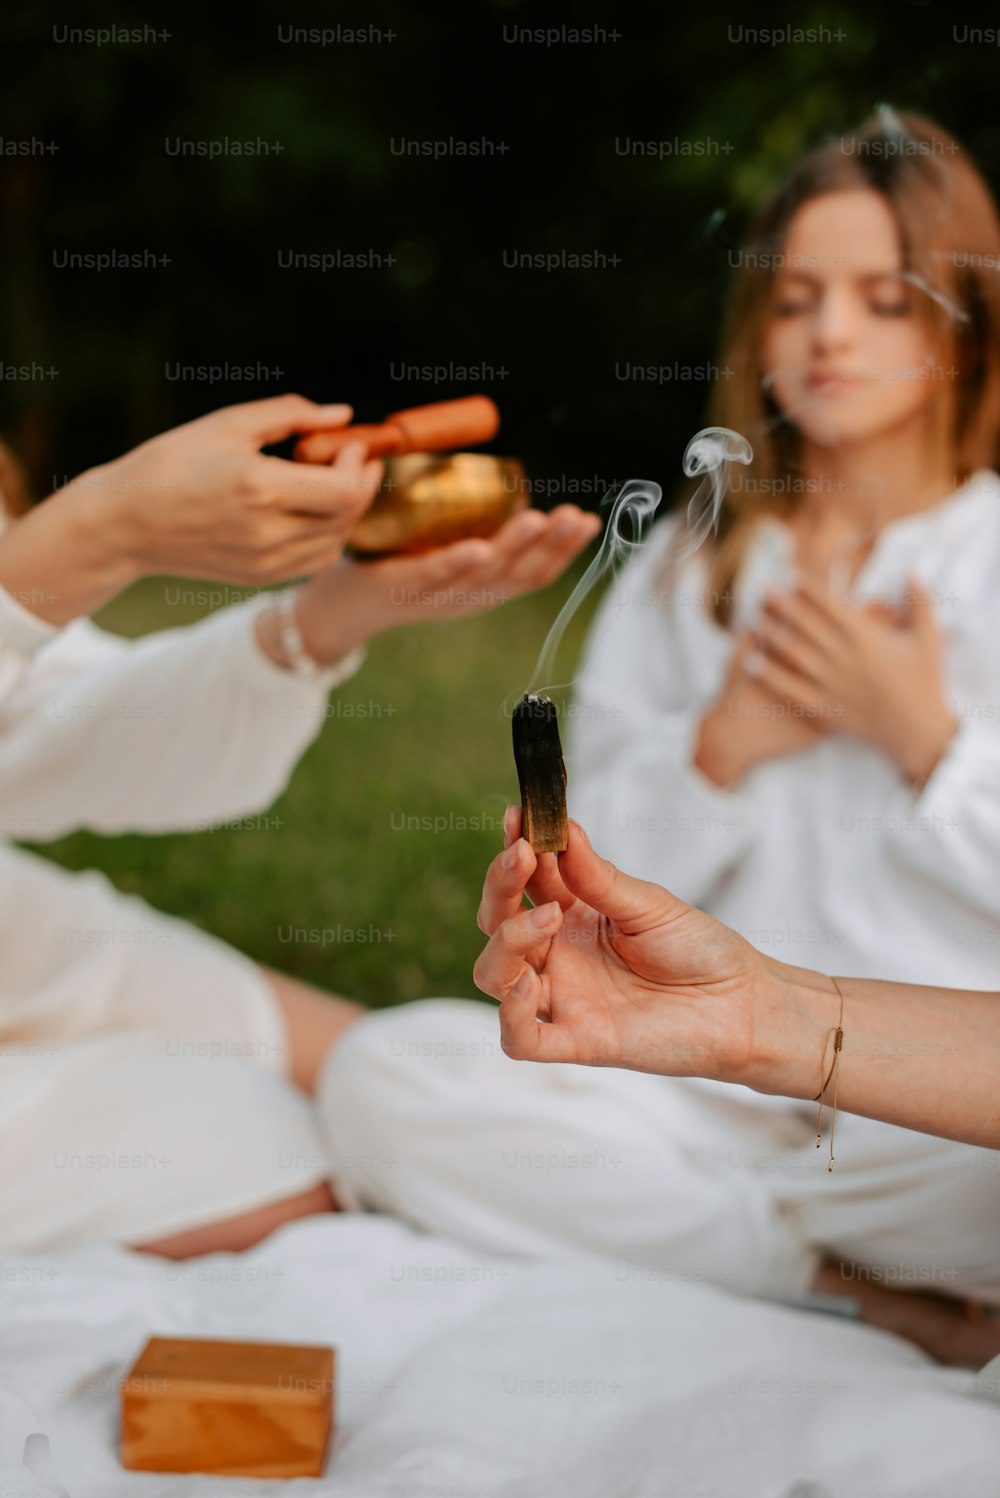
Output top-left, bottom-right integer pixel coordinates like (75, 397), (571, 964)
(4, 0), (1000, 999)
(5, 0), (999, 494)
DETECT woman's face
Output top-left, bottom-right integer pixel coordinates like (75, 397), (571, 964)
(761, 188), (946, 450)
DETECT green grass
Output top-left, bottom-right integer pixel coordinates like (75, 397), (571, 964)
(21, 561), (602, 1007)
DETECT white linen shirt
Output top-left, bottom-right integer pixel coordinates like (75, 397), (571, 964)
(0, 576), (363, 1041)
(568, 469), (1000, 988)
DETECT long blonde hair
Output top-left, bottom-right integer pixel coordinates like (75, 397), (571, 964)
(699, 110), (1000, 627)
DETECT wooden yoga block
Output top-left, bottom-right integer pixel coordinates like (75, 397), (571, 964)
(119, 1335), (335, 1478)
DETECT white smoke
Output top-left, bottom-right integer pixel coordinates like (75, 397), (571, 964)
(677, 425), (753, 558)
(517, 426), (752, 701)
(523, 477), (663, 695)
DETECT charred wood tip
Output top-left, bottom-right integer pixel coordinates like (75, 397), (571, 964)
(512, 693), (568, 853)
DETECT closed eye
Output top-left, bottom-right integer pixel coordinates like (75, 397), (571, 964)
(773, 298), (813, 316)
(869, 299), (911, 316)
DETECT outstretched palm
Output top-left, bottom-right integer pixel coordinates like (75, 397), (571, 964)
(308, 506), (602, 629)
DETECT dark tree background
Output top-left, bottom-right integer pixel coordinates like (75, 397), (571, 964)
(4, 0), (1000, 1001)
(4, 0), (998, 506)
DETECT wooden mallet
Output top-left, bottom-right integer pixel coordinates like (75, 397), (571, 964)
(294, 395), (499, 464)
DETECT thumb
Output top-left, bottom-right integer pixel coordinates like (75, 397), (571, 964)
(557, 820), (690, 933)
(226, 394), (354, 446)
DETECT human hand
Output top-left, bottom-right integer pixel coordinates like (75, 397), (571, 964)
(693, 633), (831, 788)
(753, 578), (957, 784)
(473, 809), (812, 1081)
(285, 504), (601, 663)
(72, 394), (383, 587)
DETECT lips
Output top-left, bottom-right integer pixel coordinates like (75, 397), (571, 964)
(805, 370), (859, 392)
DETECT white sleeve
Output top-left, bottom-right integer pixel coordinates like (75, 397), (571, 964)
(0, 591), (363, 840)
(883, 716), (1000, 920)
(566, 521), (756, 905)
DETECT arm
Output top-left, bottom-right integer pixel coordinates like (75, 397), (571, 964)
(0, 394), (382, 838)
(755, 579), (1000, 920)
(0, 510), (599, 841)
(0, 398), (598, 838)
(756, 961), (1000, 1150)
(0, 394), (383, 623)
(879, 715), (1000, 920)
(258, 503), (602, 667)
(0, 604), (348, 839)
(474, 813), (1000, 1151)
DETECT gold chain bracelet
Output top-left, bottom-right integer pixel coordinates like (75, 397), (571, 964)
(814, 976), (845, 1172)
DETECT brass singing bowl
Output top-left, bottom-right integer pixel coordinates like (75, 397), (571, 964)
(348, 453), (530, 557)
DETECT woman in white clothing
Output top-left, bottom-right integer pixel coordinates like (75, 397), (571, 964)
(557, 110), (1000, 1296)
(0, 396), (600, 1258)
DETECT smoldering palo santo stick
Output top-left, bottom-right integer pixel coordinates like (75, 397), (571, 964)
(512, 693), (568, 853)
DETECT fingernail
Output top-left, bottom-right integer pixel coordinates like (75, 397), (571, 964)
(511, 970), (534, 999)
(501, 843), (520, 871)
(503, 805), (517, 846)
(529, 901), (559, 929)
(315, 403), (352, 420)
(744, 649), (764, 678)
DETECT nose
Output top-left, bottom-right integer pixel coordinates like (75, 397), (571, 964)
(811, 284), (860, 354)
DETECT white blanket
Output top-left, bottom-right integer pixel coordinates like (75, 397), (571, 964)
(1, 1215), (998, 1498)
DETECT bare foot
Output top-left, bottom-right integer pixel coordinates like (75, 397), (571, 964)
(131, 1181), (337, 1259)
(813, 1260), (1000, 1369)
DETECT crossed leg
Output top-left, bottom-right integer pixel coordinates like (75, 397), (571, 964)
(130, 978), (1000, 1368)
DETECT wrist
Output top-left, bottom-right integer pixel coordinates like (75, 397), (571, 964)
(736, 955), (841, 1101)
(293, 568), (385, 664)
(890, 706), (958, 788)
(254, 600), (296, 672)
(58, 458), (146, 590)
(0, 468), (140, 625)
(693, 706), (749, 788)
(255, 585), (371, 673)
(66, 463), (144, 590)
